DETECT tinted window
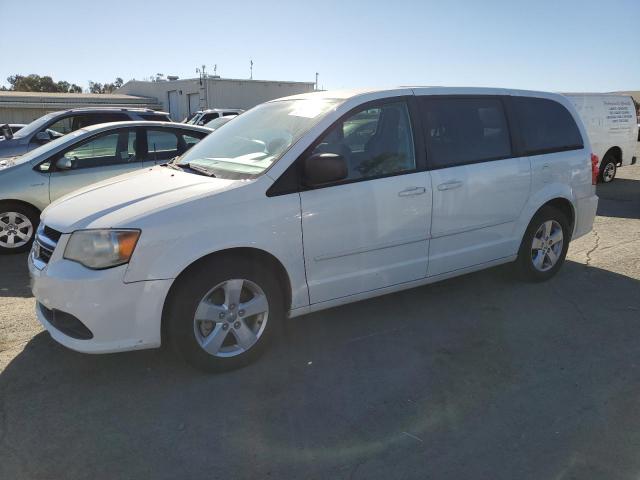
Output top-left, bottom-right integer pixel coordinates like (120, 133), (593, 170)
(147, 129), (178, 161)
(513, 97), (583, 154)
(61, 129), (137, 170)
(140, 113), (171, 122)
(311, 101), (416, 180)
(46, 113), (128, 137)
(223, 112), (238, 116)
(200, 113), (218, 123)
(181, 132), (205, 149)
(422, 97), (512, 168)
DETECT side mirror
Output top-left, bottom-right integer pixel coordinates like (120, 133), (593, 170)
(302, 152), (348, 187)
(55, 157), (74, 170)
(35, 131), (51, 143)
(0, 124), (13, 140)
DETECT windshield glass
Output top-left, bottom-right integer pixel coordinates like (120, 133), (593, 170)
(12, 112), (58, 139)
(16, 129), (86, 163)
(178, 99), (340, 178)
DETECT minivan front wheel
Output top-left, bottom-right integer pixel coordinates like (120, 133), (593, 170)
(0, 202), (39, 254)
(166, 256), (283, 372)
(516, 206), (570, 282)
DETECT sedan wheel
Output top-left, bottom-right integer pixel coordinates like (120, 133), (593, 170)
(0, 211), (34, 249)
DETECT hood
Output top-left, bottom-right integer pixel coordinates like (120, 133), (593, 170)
(0, 154), (30, 171)
(42, 166), (243, 232)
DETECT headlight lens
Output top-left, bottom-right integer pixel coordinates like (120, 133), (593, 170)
(64, 229), (140, 269)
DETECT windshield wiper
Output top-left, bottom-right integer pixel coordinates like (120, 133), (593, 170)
(165, 162), (216, 177)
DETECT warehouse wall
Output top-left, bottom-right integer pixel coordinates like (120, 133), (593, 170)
(118, 78), (315, 121)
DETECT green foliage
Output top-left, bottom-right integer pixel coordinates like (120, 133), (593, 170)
(6, 74), (83, 93)
(5, 75), (124, 94)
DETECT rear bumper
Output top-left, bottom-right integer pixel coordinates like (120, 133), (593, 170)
(573, 194), (598, 240)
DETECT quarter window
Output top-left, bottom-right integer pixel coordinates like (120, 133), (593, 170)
(513, 97), (583, 154)
(421, 98), (512, 168)
(310, 101), (416, 180)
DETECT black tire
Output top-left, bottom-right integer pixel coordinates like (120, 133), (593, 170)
(0, 201), (40, 254)
(165, 254), (284, 372)
(599, 154), (617, 183)
(515, 205), (571, 282)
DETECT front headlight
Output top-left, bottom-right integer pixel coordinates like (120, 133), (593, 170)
(64, 229), (140, 269)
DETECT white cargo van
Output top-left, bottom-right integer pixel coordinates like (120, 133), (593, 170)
(564, 93), (638, 182)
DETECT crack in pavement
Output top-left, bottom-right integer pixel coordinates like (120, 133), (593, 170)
(585, 228), (601, 267)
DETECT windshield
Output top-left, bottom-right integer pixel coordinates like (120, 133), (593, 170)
(178, 99), (340, 178)
(12, 112), (58, 139)
(16, 129), (86, 163)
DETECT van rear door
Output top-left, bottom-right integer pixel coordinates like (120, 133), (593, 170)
(419, 95), (531, 276)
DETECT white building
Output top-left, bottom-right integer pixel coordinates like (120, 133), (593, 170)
(0, 91), (163, 124)
(117, 77), (316, 121)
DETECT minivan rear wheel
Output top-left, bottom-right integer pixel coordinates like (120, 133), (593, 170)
(165, 255), (284, 372)
(0, 202), (40, 254)
(516, 206), (570, 282)
(599, 155), (617, 183)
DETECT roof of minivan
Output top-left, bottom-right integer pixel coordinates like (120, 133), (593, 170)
(273, 86), (567, 102)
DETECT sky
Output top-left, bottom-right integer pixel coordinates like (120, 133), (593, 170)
(0, 0), (638, 93)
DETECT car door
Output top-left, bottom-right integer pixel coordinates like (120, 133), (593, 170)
(298, 98), (432, 304)
(48, 128), (143, 201)
(419, 96), (531, 276)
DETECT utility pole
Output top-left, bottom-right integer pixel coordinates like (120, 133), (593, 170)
(315, 72), (319, 91)
(250, 60), (253, 80)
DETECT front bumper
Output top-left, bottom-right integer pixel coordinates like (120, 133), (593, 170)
(28, 242), (173, 354)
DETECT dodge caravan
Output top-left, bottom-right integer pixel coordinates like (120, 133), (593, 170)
(29, 87), (598, 371)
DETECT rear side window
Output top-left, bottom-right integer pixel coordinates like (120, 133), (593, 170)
(147, 129), (178, 161)
(421, 97), (512, 168)
(513, 97), (583, 155)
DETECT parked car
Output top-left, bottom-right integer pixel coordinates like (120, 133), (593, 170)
(564, 93), (638, 182)
(0, 121), (210, 252)
(29, 87), (598, 371)
(203, 115), (237, 130)
(186, 108), (244, 126)
(0, 108), (171, 158)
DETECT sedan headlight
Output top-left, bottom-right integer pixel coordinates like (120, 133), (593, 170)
(64, 229), (140, 269)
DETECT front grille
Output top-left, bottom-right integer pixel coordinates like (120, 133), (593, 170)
(32, 224), (61, 267)
(38, 303), (93, 339)
(43, 226), (62, 242)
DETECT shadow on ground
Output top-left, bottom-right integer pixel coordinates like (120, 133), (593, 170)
(597, 177), (640, 219)
(0, 252), (31, 298)
(2, 261), (640, 480)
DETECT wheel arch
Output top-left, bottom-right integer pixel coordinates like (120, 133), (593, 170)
(0, 198), (42, 215)
(160, 247), (293, 344)
(603, 146), (622, 166)
(533, 197), (575, 235)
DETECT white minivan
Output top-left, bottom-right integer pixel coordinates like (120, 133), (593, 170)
(564, 93), (638, 183)
(29, 87), (598, 371)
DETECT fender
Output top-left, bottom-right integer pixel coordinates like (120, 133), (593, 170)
(513, 181), (576, 243)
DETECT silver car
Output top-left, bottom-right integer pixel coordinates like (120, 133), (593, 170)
(0, 121), (211, 253)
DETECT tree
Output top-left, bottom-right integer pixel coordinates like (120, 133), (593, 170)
(88, 77), (125, 94)
(6, 74), (83, 93)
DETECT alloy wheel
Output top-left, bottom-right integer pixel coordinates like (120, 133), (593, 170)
(0, 212), (33, 249)
(193, 278), (269, 357)
(531, 220), (564, 272)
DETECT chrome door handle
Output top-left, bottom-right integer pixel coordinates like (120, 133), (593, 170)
(437, 180), (463, 191)
(398, 186), (426, 197)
